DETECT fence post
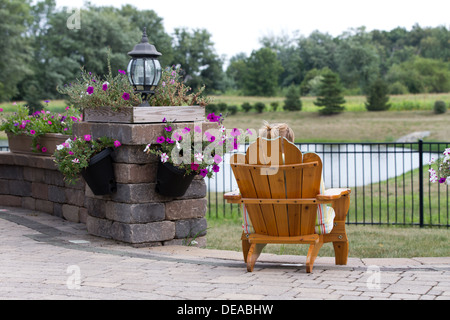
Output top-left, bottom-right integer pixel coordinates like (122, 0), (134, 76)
(418, 139), (424, 228)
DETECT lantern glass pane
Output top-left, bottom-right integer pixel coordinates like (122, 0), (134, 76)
(154, 60), (162, 86)
(144, 60), (156, 86)
(132, 59), (145, 86)
(127, 60), (134, 85)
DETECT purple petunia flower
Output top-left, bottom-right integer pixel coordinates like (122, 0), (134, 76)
(199, 169), (209, 177)
(102, 83), (108, 91)
(118, 69), (126, 75)
(164, 126), (172, 132)
(191, 163), (199, 171)
(212, 164), (220, 173)
(156, 136), (165, 144)
(122, 92), (130, 101)
(87, 86), (94, 95)
(439, 177), (446, 184)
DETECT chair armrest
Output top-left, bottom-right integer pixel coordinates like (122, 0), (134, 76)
(316, 188), (351, 201)
(224, 190), (241, 203)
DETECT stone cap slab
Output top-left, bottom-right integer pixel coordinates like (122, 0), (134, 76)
(73, 121), (219, 145)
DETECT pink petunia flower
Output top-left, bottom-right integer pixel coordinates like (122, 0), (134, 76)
(41, 147), (47, 153)
(156, 136), (165, 144)
(230, 128), (241, 137)
(182, 127), (191, 134)
(114, 140), (121, 148)
(30, 130), (36, 135)
(214, 154), (223, 164)
(191, 163), (199, 171)
(84, 135), (92, 142)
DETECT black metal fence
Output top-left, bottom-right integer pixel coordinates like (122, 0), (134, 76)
(206, 141), (450, 228)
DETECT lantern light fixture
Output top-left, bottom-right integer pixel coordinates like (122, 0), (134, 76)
(127, 27), (162, 106)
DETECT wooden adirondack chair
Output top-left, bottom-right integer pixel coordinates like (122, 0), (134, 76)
(224, 137), (351, 273)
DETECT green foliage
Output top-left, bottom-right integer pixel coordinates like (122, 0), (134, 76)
(433, 100), (447, 114)
(270, 102), (279, 111)
(314, 72), (346, 115)
(1, 0), (449, 103)
(205, 104), (217, 114)
(0, 0), (33, 101)
(216, 102), (228, 113)
(386, 57), (450, 93)
(57, 57), (142, 111)
(365, 78), (391, 111)
(149, 66), (211, 107)
(241, 102), (252, 113)
(227, 105), (237, 115)
(242, 48), (284, 96)
(171, 28), (223, 94)
(254, 102), (265, 113)
(283, 85), (302, 111)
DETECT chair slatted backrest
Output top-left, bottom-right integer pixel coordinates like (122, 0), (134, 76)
(231, 137), (322, 237)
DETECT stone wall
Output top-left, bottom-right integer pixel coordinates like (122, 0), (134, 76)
(0, 152), (87, 223)
(0, 120), (213, 247)
(72, 121), (213, 247)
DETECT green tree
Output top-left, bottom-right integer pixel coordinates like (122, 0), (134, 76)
(314, 71), (346, 115)
(260, 32), (303, 87)
(0, 0), (33, 101)
(386, 56), (450, 93)
(283, 85), (302, 111)
(16, 3), (171, 102)
(365, 78), (391, 111)
(242, 48), (283, 96)
(225, 53), (247, 91)
(171, 28), (223, 94)
(335, 27), (380, 93)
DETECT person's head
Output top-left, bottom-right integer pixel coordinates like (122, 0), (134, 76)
(259, 121), (295, 142)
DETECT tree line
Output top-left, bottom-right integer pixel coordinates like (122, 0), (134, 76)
(1, 0), (449, 109)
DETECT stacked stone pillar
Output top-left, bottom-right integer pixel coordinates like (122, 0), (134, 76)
(73, 121), (213, 247)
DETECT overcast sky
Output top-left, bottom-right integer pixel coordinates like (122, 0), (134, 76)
(54, 0), (449, 62)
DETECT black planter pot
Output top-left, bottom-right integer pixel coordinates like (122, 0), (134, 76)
(81, 148), (117, 195)
(155, 161), (196, 197)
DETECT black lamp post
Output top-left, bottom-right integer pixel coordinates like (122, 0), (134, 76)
(127, 27), (162, 106)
